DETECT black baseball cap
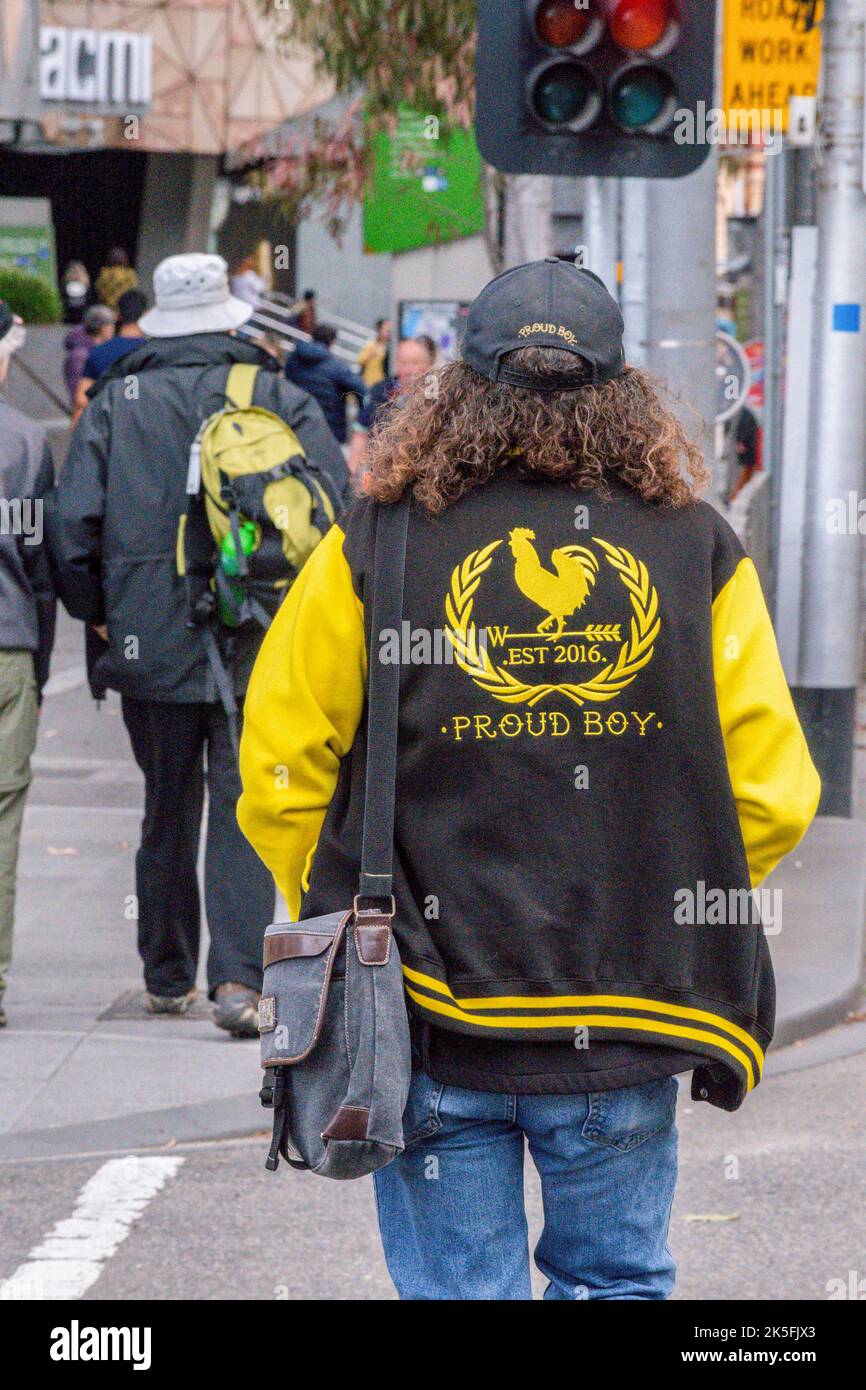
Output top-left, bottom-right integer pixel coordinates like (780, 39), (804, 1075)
(462, 257), (625, 390)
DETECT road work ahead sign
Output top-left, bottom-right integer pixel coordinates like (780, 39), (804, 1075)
(723, 0), (823, 136)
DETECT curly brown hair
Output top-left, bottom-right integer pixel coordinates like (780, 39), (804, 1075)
(365, 346), (708, 513)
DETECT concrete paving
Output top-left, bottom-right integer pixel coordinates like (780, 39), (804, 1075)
(0, 611), (261, 1159)
(769, 817), (866, 1045)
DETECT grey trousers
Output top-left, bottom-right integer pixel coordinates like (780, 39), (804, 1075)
(0, 650), (38, 1005)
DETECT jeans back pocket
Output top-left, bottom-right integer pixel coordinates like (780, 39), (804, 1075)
(402, 1070), (444, 1147)
(582, 1076), (678, 1152)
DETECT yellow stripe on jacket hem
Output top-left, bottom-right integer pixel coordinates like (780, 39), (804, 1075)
(402, 965), (763, 1088)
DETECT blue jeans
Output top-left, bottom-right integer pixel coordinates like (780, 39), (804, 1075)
(373, 1070), (679, 1300)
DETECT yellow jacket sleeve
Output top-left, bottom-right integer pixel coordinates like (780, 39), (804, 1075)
(238, 524), (366, 918)
(712, 556), (821, 886)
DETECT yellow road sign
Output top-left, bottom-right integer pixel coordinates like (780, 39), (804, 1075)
(723, 0), (824, 135)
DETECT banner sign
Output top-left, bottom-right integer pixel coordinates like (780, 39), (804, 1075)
(364, 109), (484, 255)
(723, 0), (823, 137)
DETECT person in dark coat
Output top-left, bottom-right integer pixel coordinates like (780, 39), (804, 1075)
(0, 302), (56, 1028)
(46, 254), (348, 1037)
(284, 325), (366, 445)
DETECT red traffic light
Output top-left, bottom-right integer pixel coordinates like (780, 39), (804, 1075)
(609, 0), (675, 52)
(534, 1), (593, 49)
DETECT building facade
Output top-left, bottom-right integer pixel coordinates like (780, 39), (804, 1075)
(0, 0), (331, 290)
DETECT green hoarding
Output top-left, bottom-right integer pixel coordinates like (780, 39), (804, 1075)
(364, 110), (484, 255)
(0, 223), (57, 285)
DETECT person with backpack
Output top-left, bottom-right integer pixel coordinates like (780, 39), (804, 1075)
(47, 253), (348, 1038)
(238, 259), (819, 1297)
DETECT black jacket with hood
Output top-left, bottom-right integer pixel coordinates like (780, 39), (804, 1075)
(46, 334), (349, 704)
(284, 339), (366, 444)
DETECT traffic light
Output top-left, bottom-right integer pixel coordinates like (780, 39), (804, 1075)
(476, 0), (716, 178)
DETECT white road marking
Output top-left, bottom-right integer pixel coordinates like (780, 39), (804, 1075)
(41, 665), (88, 697)
(0, 1155), (184, 1300)
(32, 755), (139, 780)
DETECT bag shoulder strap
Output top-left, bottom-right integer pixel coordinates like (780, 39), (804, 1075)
(358, 497), (410, 907)
(225, 362), (258, 411)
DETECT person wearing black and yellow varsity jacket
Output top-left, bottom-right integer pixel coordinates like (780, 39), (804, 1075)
(238, 261), (820, 1301)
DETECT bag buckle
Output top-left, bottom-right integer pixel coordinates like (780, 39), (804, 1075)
(259, 1068), (285, 1110)
(352, 897), (395, 966)
(352, 895), (395, 918)
(261, 1068), (289, 1173)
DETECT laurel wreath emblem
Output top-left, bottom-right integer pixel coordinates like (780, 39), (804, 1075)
(444, 538), (660, 708)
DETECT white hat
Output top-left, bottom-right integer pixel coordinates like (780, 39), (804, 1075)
(139, 254), (254, 338)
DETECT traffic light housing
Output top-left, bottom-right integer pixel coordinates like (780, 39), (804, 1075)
(476, 0), (717, 178)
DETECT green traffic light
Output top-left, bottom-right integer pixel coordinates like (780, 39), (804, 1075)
(531, 61), (598, 129)
(609, 65), (673, 131)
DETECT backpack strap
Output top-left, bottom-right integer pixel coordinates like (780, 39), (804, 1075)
(202, 627), (240, 758)
(225, 362), (258, 410)
(234, 458), (336, 536)
(357, 498), (410, 910)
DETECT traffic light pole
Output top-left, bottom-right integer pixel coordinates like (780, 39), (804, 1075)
(503, 174), (554, 268)
(793, 0), (866, 817)
(621, 178), (649, 368)
(583, 177), (620, 297)
(642, 152), (719, 488)
(763, 140), (788, 610)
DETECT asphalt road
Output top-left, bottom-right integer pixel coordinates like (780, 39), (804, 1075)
(2, 1043), (865, 1302)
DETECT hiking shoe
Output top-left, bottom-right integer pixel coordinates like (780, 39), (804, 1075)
(145, 988), (197, 1015)
(213, 983), (260, 1038)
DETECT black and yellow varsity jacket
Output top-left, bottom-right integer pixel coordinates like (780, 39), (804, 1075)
(238, 464), (820, 1111)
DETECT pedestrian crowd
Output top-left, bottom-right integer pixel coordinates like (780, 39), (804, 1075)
(0, 245), (436, 1038)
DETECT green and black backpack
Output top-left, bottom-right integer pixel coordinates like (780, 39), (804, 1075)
(178, 362), (341, 741)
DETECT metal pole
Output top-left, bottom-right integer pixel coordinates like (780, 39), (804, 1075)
(621, 179), (649, 368)
(583, 176), (620, 296)
(762, 141), (788, 609)
(795, 0), (866, 815)
(502, 173), (554, 267)
(791, 144), (817, 227)
(645, 151), (719, 493)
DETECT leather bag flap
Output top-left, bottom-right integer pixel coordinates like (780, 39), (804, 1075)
(260, 912), (349, 1064)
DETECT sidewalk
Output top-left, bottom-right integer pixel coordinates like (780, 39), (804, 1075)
(1, 612), (864, 1161)
(0, 613), (263, 1160)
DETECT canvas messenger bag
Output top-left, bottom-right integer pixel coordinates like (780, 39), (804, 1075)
(258, 498), (412, 1180)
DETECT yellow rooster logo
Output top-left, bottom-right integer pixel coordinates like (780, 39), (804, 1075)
(508, 527), (599, 641)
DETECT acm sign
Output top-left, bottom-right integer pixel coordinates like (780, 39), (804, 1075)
(40, 27), (152, 110)
(723, 0), (823, 134)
